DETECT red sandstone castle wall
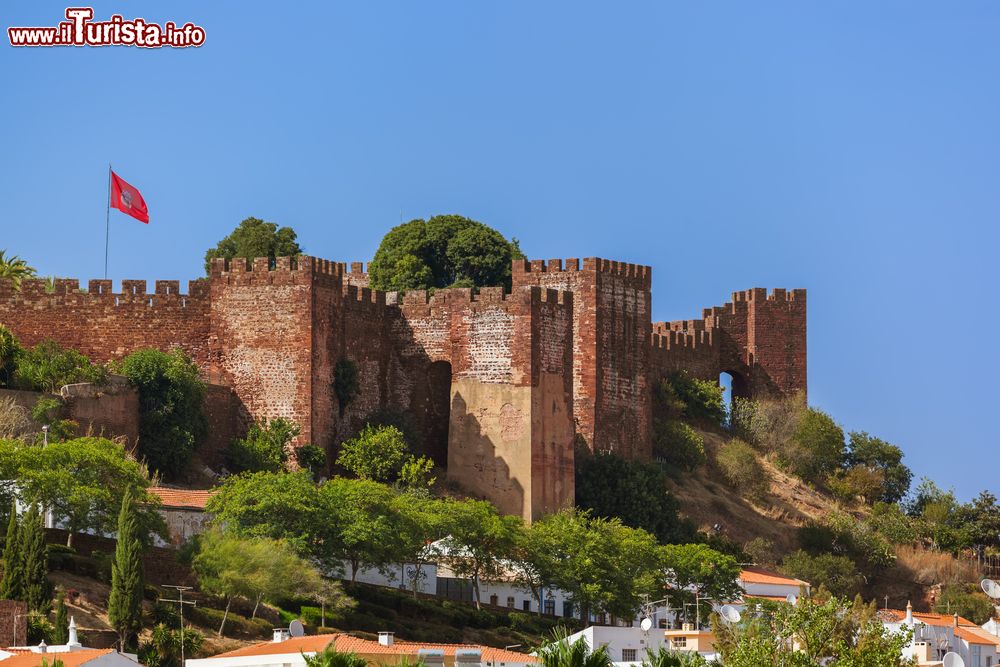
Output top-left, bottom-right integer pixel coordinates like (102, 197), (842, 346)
(0, 277), (211, 365)
(512, 258), (652, 459)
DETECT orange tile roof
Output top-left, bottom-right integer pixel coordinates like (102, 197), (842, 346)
(739, 567), (809, 587)
(955, 626), (1000, 646)
(0, 649), (119, 667)
(148, 487), (214, 510)
(211, 633), (537, 663)
(880, 609), (977, 628)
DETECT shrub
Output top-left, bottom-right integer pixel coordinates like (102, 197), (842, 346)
(228, 417), (300, 473)
(743, 537), (776, 566)
(12, 340), (107, 393)
(660, 372), (726, 426)
(780, 408), (845, 483)
(0, 396), (30, 440)
(115, 349), (207, 480)
(0, 326), (21, 387)
(31, 396), (77, 443)
(933, 584), (995, 625)
(715, 439), (769, 500)
(295, 444), (327, 480)
(728, 397), (767, 446)
(845, 432), (912, 503)
(827, 466), (886, 504)
(867, 502), (919, 545)
(780, 550), (863, 598)
(652, 420), (706, 471)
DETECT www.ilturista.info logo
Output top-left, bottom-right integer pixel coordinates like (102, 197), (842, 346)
(8, 8), (205, 48)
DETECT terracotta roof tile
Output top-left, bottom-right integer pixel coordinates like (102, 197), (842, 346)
(739, 567), (809, 587)
(880, 609), (977, 628)
(148, 487), (214, 510)
(0, 649), (120, 667)
(211, 634), (536, 663)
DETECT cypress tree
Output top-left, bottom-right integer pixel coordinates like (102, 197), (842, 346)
(53, 588), (68, 644)
(108, 490), (144, 651)
(21, 503), (49, 612)
(0, 503), (23, 600)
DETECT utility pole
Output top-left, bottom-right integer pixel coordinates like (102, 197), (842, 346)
(161, 585), (196, 666)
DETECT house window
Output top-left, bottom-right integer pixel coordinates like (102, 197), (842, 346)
(621, 649), (637, 662)
(544, 599), (556, 615)
(672, 637), (687, 649)
(523, 599), (531, 612)
(971, 646), (981, 665)
(563, 601), (574, 618)
(489, 594), (498, 607)
(507, 596), (515, 608)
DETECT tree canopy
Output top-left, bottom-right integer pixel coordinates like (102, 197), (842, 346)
(204, 217), (301, 274)
(368, 215), (524, 291)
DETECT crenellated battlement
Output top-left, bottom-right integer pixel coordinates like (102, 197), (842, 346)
(731, 287), (807, 303)
(394, 285), (572, 308)
(0, 277), (210, 305)
(651, 329), (714, 350)
(513, 257), (652, 288)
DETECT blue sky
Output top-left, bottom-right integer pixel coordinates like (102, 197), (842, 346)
(1, 2), (997, 500)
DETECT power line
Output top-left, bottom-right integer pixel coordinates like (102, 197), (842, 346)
(161, 585), (196, 667)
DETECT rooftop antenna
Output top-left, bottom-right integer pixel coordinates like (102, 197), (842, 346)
(289, 619), (305, 638)
(719, 605), (742, 624)
(161, 585), (196, 666)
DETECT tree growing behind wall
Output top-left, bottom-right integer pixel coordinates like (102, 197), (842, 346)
(368, 215), (524, 291)
(11, 340), (107, 394)
(203, 217), (301, 275)
(116, 348), (207, 480)
(0, 250), (36, 291)
(227, 417), (299, 473)
(337, 424), (435, 489)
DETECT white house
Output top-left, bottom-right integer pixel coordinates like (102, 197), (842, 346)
(1, 618), (140, 667)
(881, 602), (1000, 667)
(186, 631), (536, 667)
(563, 625), (672, 665)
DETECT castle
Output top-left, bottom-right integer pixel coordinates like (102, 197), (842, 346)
(0, 255), (806, 520)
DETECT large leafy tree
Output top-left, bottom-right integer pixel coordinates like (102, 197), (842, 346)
(368, 215), (524, 291)
(574, 451), (696, 544)
(433, 499), (522, 609)
(318, 478), (396, 581)
(203, 217), (301, 274)
(116, 349), (207, 480)
(336, 424), (434, 489)
(784, 408), (846, 482)
(7, 437), (164, 548)
(845, 432), (912, 503)
(0, 251), (36, 290)
(388, 492), (448, 596)
(108, 490), (145, 651)
(192, 529), (329, 635)
(658, 544), (743, 610)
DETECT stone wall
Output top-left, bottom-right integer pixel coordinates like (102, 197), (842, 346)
(0, 599), (27, 647)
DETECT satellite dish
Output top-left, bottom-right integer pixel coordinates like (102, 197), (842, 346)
(719, 605), (741, 624)
(640, 618), (653, 632)
(942, 652), (965, 667)
(982, 579), (1000, 599)
(288, 619), (305, 638)
(786, 594), (798, 606)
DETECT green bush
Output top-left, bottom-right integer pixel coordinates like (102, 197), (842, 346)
(652, 421), (706, 471)
(715, 439), (769, 500)
(115, 348), (207, 480)
(780, 550), (863, 598)
(827, 466), (886, 504)
(933, 584), (995, 625)
(227, 417), (300, 473)
(12, 340), (107, 393)
(662, 371), (726, 426)
(0, 326), (21, 387)
(728, 397), (767, 445)
(781, 408), (845, 483)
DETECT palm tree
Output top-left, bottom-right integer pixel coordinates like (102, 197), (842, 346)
(302, 646), (368, 667)
(537, 629), (612, 667)
(0, 251), (36, 290)
(640, 646), (708, 667)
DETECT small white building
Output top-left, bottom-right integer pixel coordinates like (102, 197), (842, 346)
(881, 603), (1000, 667)
(563, 625), (672, 665)
(1, 618), (140, 667)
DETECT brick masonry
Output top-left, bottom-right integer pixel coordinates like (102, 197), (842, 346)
(0, 255), (805, 520)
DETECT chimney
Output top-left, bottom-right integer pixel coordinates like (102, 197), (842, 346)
(378, 632), (394, 647)
(67, 616), (81, 649)
(954, 613), (959, 628)
(905, 601), (913, 626)
(37, 641), (47, 654)
(273, 629), (290, 643)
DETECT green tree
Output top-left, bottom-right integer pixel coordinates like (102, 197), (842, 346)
(783, 407), (845, 482)
(302, 646), (368, 667)
(389, 493), (447, 596)
(905, 478), (970, 552)
(52, 588), (68, 644)
(933, 583), (995, 625)
(295, 444), (327, 481)
(574, 451), (696, 544)
(957, 490), (1000, 553)
(108, 490), (144, 651)
(318, 478), (398, 581)
(780, 550), (863, 598)
(659, 543), (743, 609)
(116, 349), (207, 480)
(21, 503), (49, 612)
(657, 372), (726, 426)
(9, 437), (163, 548)
(12, 340), (107, 393)
(434, 499), (522, 609)
(368, 215), (524, 291)
(0, 251), (37, 290)
(337, 424), (434, 488)
(537, 628), (612, 667)
(138, 623), (205, 667)
(192, 529), (328, 634)
(206, 471), (327, 562)
(0, 326), (23, 387)
(651, 421), (706, 472)
(227, 417), (300, 473)
(30, 397), (77, 444)
(204, 217), (301, 275)
(0, 504), (23, 601)
(845, 432), (912, 503)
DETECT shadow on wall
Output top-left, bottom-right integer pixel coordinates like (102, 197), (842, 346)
(447, 391), (525, 518)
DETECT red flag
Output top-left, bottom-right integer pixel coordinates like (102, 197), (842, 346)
(109, 170), (149, 224)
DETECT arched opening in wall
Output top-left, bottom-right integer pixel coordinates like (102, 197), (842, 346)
(425, 361), (452, 466)
(720, 371), (751, 423)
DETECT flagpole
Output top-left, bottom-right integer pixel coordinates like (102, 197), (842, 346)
(104, 164), (111, 279)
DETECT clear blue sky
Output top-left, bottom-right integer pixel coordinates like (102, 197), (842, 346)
(2, 2), (997, 500)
